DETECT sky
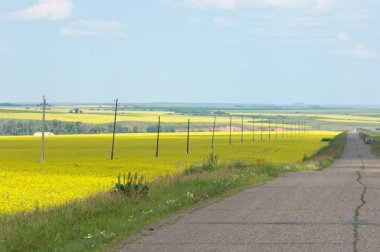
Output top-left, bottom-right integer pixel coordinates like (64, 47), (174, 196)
(0, 0), (380, 105)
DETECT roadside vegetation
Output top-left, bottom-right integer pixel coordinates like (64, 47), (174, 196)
(359, 130), (380, 155)
(0, 132), (346, 252)
(0, 132), (339, 213)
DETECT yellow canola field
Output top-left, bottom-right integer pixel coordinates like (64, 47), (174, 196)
(0, 108), (175, 124)
(0, 108), (289, 124)
(232, 112), (380, 124)
(0, 131), (339, 214)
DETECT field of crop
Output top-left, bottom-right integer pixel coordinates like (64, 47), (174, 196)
(232, 112), (380, 124)
(0, 131), (338, 214)
(0, 107), (283, 125)
(2, 107), (380, 130)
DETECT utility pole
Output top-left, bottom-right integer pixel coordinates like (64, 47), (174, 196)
(288, 122), (290, 138)
(252, 116), (255, 143)
(186, 119), (190, 155)
(110, 98), (118, 160)
(275, 122), (278, 140)
(260, 118), (263, 142)
(299, 121), (301, 135)
(282, 121), (284, 139)
(299, 120), (301, 135)
(292, 122), (294, 137)
(38, 95), (50, 162)
(290, 122), (293, 137)
(304, 120), (306, 134)
(229, 116), (232, 145)
(268, 120), (271, 140)
(286, 122), (288, 138)
(211, 116), (216, 152)
(240, 115), (244, 144)
(155, 116), (161, 158)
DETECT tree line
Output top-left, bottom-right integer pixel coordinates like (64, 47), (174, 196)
(0, 119), (175, 136)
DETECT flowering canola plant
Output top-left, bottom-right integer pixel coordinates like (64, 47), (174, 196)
(0, 131), (339, 214)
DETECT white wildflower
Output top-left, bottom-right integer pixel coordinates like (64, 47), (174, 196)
(84, 233), (93, 239)
(186, 192), (194, 198)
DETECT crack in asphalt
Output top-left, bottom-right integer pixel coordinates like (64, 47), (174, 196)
(353, 156), (367, 252)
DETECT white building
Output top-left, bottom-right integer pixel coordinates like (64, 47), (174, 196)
(33, 132), (55, 136)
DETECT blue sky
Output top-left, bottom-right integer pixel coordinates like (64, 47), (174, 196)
(0, 0), (380, 104)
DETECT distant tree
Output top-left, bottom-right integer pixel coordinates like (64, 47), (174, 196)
(69, 108), (82, 114)
(146, 125), (156, 133)
(133, 126), (139, 133)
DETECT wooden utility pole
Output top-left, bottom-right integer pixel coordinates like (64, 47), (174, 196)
(38, 95), (50, 162)
(240, 115), (244, 144)
(304, 120), (306, 134)
(110, 98), (118, 160)
(282, 121), (285, 139)
(268, 120), (271, 140)
(211, 116), (216, 152)
(290, 122), (293, 137)
(292, 122), (294, 137)
(229, 116), (232, 145)
(297, 119), (301, 135)
(252, 116), (255, 143)
(288, 122), (290, 138)
(285, 122), (288, 138)
(260, 118), (263, 142)
(275, 122), (278, 140)
(186, 119), (190, 155)
(155, 116), (161, 158)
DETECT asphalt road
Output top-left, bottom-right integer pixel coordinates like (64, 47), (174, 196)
(122, 133), (380, 252)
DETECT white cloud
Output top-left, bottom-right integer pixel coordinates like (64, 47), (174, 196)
(240, 0), (310, 8)
(185, 0), (236, 9)
(8, 0), (73, 21)
(212, 16), (242, 26)
(182, 0), (336, 9)
(314, 0), (335, 10)
(350, 44), (378, 59)
(337, 31), (348, 42)
(60, 20), (127, 37)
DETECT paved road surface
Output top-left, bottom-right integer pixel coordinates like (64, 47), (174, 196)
(122, 133), (380, 252)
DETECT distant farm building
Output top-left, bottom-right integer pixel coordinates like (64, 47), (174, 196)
(34, 132), (55, 136)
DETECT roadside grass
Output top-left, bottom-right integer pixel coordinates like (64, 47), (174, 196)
(305, 131), (347, 168)
(359, 130), (380, 155)
(0, 133), (346, 252)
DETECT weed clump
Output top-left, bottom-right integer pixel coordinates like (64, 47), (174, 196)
(114, 172), (149, 196)
(184, 153), (218, 174)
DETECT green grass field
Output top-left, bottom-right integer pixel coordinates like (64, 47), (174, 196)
(0, 131), (338, 214)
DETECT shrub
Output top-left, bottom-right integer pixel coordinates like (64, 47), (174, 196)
(114, 172), (149, 197)
(184, 153), (218, 174)
(303, 153), (310, 161)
